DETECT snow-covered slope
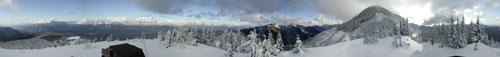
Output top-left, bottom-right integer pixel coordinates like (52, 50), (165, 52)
(0, 39), (54, 49)
(304, 28), (351, 47)
(1, 36), (499, 57)
(289, 36), (500, 57)
(285, 36), (423, 57)
(0, 37), (236, 57)
(411, 42), (500, 57)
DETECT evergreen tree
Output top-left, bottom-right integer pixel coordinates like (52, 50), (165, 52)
(457, 16), (468, 48)
(163, 30), (172, 48)
(442, 16), (469, 48)
(444, 17), (457, 48)
(106, 34), (113, 42)
(249, 30), (263, 57)
(294, 35), (304, 54)
(275, 32), (284, 52)
(400, 18), (410, 35)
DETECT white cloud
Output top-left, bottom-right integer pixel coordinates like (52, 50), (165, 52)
(232, 14), (270, 23)
(271, 13), (300, 24)
(232, 13), (342, 26)
(479, 16), (500, 26)
(393, 2), (433, 25)
(0, 0), (20, 10)
(296, 14), (343, 26)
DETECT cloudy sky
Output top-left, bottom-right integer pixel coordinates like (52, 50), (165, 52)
(0, 0), (499, 26)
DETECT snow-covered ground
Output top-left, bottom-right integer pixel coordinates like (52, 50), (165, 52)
(412, 42), (500, 57)
(0, 37), (237, 57)
(1, 36), (499, 57)
(282, 36), (422, 57)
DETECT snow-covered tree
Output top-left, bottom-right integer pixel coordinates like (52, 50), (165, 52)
(157, 31), (171, 48)
(83, 39), (93, 49)
(274, 32), (284, 54)
(157, 27), (200, 48)
(455, 17), (466, 48)
(393, 36), (403, 47)
(199, 28), (217, 47)
(393, 18), (410, 47)
(364, 36), (378, 44)
(294, 35), (304, 54)
(440, 16), (469, 48)
(399, 18), (410, 36)
(261, 38), (274, 57)
(106, 34), (113, 42)
(249, 30), (263, 57)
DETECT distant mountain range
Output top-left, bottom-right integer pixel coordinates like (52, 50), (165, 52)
(11, 19), (248, 41)
(16, 23), (173, 41)
(483, 26), (500, 41)
(0, 27), (34, 42)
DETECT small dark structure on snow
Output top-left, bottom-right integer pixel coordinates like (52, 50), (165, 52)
(102, 43), (145, 57)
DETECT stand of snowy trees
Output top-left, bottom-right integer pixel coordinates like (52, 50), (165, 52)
(155, 27), (288, 57)
(436, 16), (490, 48)
(363, 18), (412, 45)
(392, 18), (410, 47)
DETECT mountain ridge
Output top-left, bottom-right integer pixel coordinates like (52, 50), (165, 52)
(0, 27), (34, 42)
(305, 5), (411, 47)
(337, 5), (405, 32)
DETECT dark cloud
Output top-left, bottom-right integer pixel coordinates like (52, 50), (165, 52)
(130, 0), (316, 16)
(130, 0), (188, 14)
(130, 0), (318, 24)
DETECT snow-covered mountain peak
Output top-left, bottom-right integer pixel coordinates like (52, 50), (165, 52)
(337, 5), (405, 32)
(33, 18), (66, 24)
(355, 5), (396, 18)
(307, 6), (412, 47)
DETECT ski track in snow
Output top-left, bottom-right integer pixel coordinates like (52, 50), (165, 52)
(1, 36), (500, 57)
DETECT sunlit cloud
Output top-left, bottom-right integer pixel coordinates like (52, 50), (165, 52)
(393, 2), (433, 25)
